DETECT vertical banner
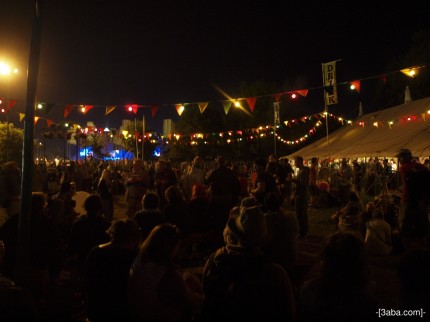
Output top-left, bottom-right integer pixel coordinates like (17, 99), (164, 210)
(273, 102), (280, 126)
(322, 60), (338, 106)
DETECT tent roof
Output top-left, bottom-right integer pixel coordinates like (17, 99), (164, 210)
(285, 96), (430, 160)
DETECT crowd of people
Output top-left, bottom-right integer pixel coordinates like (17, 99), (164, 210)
(0, 149), (429, 321)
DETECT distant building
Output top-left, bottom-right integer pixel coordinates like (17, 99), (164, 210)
(163, 119), (174, 136)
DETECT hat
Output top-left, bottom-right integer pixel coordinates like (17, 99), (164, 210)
(225, 206), (267, 248)
(396, 148), (412, 157)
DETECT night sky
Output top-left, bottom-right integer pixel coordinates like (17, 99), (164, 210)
(1, 0), (430, 132)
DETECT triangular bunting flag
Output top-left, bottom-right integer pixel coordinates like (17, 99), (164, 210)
(19, 113), (25, 122)
(246, 97), (257, 112)
(46, 119), (54, 127)
(350, 80), (360, 93)
(81, 105), (95, 114)
(64, 104), (74, 118)
(378, 75), (387, 83)
(273, 93), (283, 102)
(151, 105), (158, 118)
(175, 104), (184, 116)
(400, 68), (416, 78)
(126, 104), (139, 114)
(222, 101), (232, 115)
(296, 89), (309, 97)
(34, 116), (40, 124)
(105, 105), (116, 115)
(6, 99), (17, 111)
(198, 102), (209, 114)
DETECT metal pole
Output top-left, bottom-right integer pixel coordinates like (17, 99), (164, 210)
(321, 63), (331, 163)
(5, 111), (9, 161)
(273, 127), (277, 155)
(43, 135), (46, 162)
(273, 101), (280, 156)
(135, 118), (138, 159)
(142, 115), (145, 160)
(17, 0), (43, 287)
(63, 137), (66, 162)
(76, 134), (79, 163)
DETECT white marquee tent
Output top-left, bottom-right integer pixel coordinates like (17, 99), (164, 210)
(285, 96), (430, 160)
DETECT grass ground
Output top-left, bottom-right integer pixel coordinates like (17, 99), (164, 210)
(307, 206), (338, 237)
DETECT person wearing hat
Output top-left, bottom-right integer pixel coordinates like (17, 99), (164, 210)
(396, 148), (430, 250)
(200, 205), (296, 322)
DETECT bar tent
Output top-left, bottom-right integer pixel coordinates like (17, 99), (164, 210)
(284, 96), (430, 161)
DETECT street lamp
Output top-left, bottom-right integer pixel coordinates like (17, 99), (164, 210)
(122, 130), (128, 165)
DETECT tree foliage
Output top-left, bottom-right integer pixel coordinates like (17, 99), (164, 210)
(0, 122), (24, 164)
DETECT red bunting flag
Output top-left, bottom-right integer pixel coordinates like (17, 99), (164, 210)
(7, 99), (17, 111)
(64, 104), (74, 118)
(81, 105), (95, 114)
(126, 104), (139, 114)
(296, 89), (309, 97)
(246, 97), (257, 112)
(350, 80), (361, 92)
(151, 105), (158, 118)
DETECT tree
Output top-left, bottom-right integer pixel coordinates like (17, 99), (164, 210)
(370, 29), (430, 109)
(121, 119), (158, 160)
(0, 122), (24, 164)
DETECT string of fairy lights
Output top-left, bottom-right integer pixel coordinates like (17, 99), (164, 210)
(1, 63), (429, 147)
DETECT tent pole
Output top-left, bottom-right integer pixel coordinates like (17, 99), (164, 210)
(321, 63), (331, 163)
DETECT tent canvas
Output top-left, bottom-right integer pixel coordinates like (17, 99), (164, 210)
(285, 96), (430, 160)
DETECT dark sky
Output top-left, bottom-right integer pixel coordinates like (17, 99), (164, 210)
(1, 0), (430, 132)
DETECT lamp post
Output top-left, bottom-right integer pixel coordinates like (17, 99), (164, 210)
(126, 106), (140, 159)
(122, 130), (128, 165)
